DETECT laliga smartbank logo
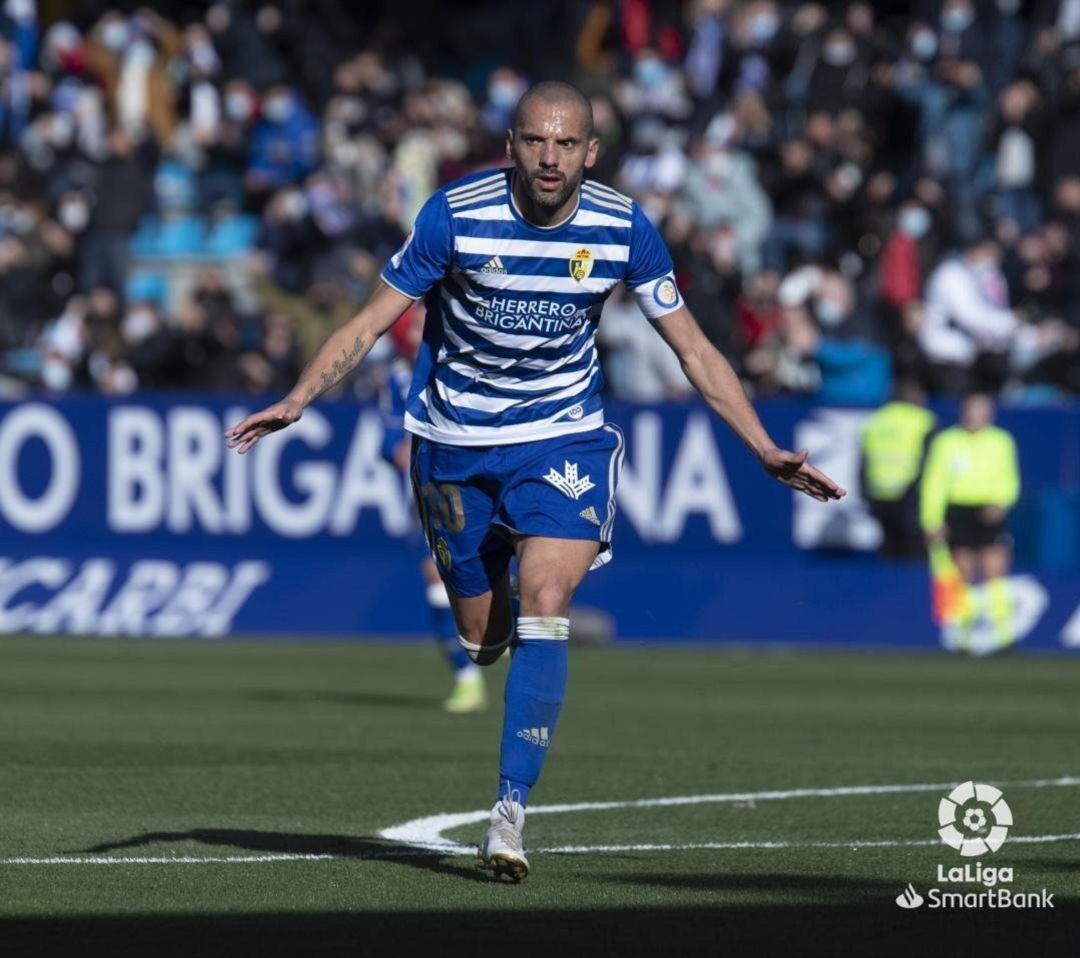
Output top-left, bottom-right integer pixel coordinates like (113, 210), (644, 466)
(937, 780), (1012, 856)
(894, 781), (1055, 910)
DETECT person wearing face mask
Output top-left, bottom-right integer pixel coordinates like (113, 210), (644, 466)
(245, 85), (320, 199)
(676, 141), (772, 275)
(808, 27), (866, 112)
(812, 280), (891, 405)
(85, 9), (185, 146)
(909, 23), (938, 64)
(80, 128), (157, 298)
(481, 68), (527, 138)
(121, 300), (180, 389)
(194, 79), (257, 208)
(882, 201), (932, 311)
(919, 237), (1020, 396)
(776, 265), (891, 404)
(742, 3), (780, 51)
(618, 48), (692, 121)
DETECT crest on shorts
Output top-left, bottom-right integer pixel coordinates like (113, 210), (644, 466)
(569, 247), (593, 284)
(434, 536), (452, 570)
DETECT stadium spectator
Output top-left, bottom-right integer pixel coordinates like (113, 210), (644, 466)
(0, 0), (1075, 403)
(80, 128), (156, 296)
(918, 237), (1019, 396)
(597, 284), (692, 402)
(244, 85), (319, 199)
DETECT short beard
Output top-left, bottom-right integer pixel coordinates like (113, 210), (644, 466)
(523, 168), (579, 210)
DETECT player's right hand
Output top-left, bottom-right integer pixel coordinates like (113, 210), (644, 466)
(224, 400), (303, 454)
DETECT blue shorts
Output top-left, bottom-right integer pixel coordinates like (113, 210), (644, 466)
(410, 425), (625, 598)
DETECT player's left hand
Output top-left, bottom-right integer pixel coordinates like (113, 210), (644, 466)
(760, 447), (846, 502)
(224, 399), (303, 454)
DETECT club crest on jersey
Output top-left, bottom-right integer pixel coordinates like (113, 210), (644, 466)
(544, 461), (596, 500)
(569, 247), (593, 283)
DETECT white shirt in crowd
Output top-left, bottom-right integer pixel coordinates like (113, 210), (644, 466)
(919, 257), (1017, 365)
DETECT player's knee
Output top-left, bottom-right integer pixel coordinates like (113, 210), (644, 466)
(519, 579), (573, 618)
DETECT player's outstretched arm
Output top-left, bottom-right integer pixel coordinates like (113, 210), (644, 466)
(651, 306), (846, 503)
(225, 282), (415, 454)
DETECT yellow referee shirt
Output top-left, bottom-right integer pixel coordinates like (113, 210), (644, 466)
(919, 425), (1020, 533)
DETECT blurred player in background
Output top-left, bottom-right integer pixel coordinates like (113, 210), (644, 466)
(860, 380), (936, 558)
(226, 82), (844, 882)
(921, 394), (1021, 653)
(379, 305), (486, 713)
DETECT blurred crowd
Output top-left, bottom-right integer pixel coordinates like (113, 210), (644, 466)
(0, 0), (1078, 403)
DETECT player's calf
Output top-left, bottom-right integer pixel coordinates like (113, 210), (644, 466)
(449, 576), (516, 666)
(458, 631), (513, 666)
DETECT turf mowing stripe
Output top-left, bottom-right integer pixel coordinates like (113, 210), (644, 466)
(5, 833), (1080, 865)
(378, 774), (1080, 853)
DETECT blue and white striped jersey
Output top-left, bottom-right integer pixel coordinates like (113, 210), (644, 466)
(380, 167), (683, 446)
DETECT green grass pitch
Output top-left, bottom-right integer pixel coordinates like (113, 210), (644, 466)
(1, 635), (1078, 956)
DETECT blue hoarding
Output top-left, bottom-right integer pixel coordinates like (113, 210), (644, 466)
(0, 395), (1076, 649)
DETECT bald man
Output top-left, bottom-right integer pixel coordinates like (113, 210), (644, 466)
(227, 81), (844, 881)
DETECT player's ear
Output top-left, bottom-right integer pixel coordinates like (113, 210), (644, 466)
(584, 137), (599, 169)
(505, 130), (514, 162)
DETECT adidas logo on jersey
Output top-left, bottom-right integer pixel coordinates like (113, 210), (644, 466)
(579, 506), (601, 526)
(479, 256), (507, 274)
(516, 726), (550, 747)
(543, 461), (596, 501)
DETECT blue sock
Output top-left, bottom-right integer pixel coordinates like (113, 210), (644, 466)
(498, 616), (569, 807)
(427, 584), (473, 675)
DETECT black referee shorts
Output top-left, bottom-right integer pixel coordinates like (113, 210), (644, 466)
(945, 505), (1011, 550)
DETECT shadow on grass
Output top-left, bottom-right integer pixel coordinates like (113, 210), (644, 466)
(2, 902), (1077, 958)
(245, 688), (439, 709)
(601, 870), (905, 895)
(77, 828), (487, 883)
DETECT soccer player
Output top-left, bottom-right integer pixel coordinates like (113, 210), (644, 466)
(379, 306), (486, 712)
(226, 81), (845, 881)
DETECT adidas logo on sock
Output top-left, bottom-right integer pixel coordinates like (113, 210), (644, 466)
(579, 506), (601, 526)
(480, 256), (507, 274)
(516, 726), (550, 747)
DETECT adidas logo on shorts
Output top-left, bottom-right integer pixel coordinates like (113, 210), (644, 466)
(516, 726), (550, 747)
(480, 256), (507, 274)
(579, 506), (601, 526)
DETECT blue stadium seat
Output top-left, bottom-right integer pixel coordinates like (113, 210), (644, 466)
(204, 214), (259, 256)
(126, 272), (168, 306)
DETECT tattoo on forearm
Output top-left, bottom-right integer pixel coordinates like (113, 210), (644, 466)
(304, 334), (368, 402)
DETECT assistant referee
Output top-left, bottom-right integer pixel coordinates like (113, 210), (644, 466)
(920, 394), (1020, 649)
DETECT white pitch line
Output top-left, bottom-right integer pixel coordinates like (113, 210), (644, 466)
(377, 774), (1080, 855)
(5, 832), (1080, 866)
(0, 854), (338, 865)
(6, 776), (1079, 866)
(535, 833), (1080, 855)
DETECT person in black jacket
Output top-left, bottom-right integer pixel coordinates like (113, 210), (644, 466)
(79, 130), (157, 300)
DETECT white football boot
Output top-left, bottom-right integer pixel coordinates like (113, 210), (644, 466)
(476, 793), (528, 882)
